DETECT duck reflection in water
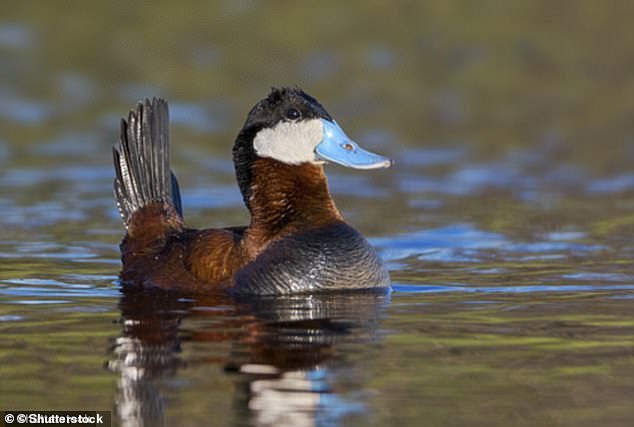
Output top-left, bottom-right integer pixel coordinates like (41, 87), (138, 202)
(108, 286), (389, 427)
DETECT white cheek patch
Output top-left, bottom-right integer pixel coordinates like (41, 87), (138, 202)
(253, 119), (324, 165)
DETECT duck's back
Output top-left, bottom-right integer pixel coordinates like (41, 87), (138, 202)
(234, 221), (389, 295)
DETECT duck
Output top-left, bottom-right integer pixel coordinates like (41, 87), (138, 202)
(113, 87), (392, 295)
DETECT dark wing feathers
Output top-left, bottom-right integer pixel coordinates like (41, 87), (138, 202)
(113, 98), (183, 228)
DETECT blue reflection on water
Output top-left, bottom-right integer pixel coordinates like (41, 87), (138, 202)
(393, 283), (634, 294)
(0, 315), (25, 322)
(0, 91), (52, 124)
(0, 22), (35, 49)
(169, 102), (225, 133)
(372, 224), (505, 262)
(587, 174), (634, 194)
(2, 166), (112, 186)
(0, 277), (119, 300)
(373, 223), (605, 264)
(182, 185), (243, 209)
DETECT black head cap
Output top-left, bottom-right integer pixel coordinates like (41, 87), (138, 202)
(242, 87), (332, 132)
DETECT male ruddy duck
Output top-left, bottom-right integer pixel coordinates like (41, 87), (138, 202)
(113, 88), (392, 295)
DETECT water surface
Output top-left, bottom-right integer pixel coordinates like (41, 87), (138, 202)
(1, 2), (633, 426)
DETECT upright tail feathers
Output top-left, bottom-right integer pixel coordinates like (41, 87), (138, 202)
(113, 98), (183, 230)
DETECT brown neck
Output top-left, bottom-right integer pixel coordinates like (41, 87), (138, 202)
(245, 158), (343, 242)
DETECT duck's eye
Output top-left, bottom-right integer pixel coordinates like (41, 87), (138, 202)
(285, 108), (301, 121)
(343, 143), (354, 151)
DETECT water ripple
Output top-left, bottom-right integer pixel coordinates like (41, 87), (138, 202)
(0, 277), (119, 301)
(374, 224), (605, 264)
(393, 283), (634, 294)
